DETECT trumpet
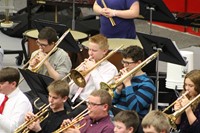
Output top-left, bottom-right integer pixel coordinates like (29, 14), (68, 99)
(162, 91), (189, 113)
(64, 44), (124, 88)
(14, 103), (50, 133)
(165, 93), (200, 129)
(53, 108), (90, 133)
(100, 51), (159, 97)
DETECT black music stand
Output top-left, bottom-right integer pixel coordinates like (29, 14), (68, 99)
(139, 0), (176, 34)
(19, 68), (53, 105)
(136, 32), (186, 109)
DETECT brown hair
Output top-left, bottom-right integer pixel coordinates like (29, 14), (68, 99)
(183, 69), (200, 110)
(47, 80), (69, 98)
(0, 67), (20, 86)
(90, 89), (112, 110)
(38, 27), (58, 45)
(142, 110), (170, 133)
(114, 110), (140, 133)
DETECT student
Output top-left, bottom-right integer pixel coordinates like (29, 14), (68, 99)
(28, 27), (72, 80)
(62, 89), (114, 133)
(174, 69), (200, 133)
(24, 80), (73, 133)
(113, 110), (140, 133)
(70, 34), (118, 104)
(25, 27), (72, 108)
(112, 46), (156, 118)
(0, 67), (32, 133)
(142, 110), (171, 133)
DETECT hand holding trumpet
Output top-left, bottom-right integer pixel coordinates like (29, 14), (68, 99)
(61, 119), (80, 133)
(24, 112), (42, 132)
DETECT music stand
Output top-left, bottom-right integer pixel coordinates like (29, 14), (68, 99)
(34, 19), (80, 53)
(19, 68), (54, 104)
(136, 32), (186, 109)
(139, 0), (176, 34)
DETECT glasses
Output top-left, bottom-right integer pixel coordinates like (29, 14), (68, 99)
(36, 40), (49, 47)
(86, 101), (104, 106)
(121, 60), (135, 65)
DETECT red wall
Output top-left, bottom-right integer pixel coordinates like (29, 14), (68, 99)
(153, 0), (200, 36)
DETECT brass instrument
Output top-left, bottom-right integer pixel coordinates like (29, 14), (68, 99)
(18, 29), (70, 84)
(53, 108), (90, 133)
(100, 51), (159, 97)
(61, 56), (93, 87)
(14, 102), (50, 133)
(101, 0), (116, 26)
(69, 44), (124, 88)
(162, 91), (189, 113)
(30, 29), (70, 72)
(166, 94), (200, 129)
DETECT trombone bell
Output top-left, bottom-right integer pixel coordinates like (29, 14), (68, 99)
(100, 82), (114, 97)
(70, 70), (86, 88)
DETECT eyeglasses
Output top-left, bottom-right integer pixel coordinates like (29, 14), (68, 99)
(36, 40), (49, 47)
(121, 60), (135, 65)
(86, 101), (104, 106)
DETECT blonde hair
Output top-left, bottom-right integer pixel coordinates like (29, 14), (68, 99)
(142, 110), (170, 133)
(89, 34), (109, 50)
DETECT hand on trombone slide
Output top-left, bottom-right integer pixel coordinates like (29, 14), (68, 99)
(77, 56), (95, 71)
(28, 51), (47, 68)
(115, 67), (132, 92)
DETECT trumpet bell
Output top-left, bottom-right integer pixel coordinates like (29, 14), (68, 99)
(166, 114), (177, 130)
(70, 70), (86, 88)
(100, 82), (114, 97)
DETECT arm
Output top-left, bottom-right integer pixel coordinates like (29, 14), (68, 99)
(93, 0), (139, 19)
(118, 77), (155, 111)
(45, 50), (72, 80)
(90, 62), (118, 90)
(0, 97), (32, 132)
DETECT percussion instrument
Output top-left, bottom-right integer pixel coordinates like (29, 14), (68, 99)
(23, 29), (88, 57)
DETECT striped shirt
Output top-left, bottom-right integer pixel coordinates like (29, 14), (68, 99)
(112, 73), (156, 117)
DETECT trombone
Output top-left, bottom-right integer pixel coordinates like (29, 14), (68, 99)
(165, 93), (200, 129)
(18, 29), (71, 84)
(29, 29), (70, 72)
(53, 108), (90, 133)
(162, 91), (189, 113)
(14, 101), (50, 133)
(62, 44), (124, 88)
(100, 51), (159, 97)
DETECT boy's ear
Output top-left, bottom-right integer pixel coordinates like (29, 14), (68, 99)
(128, 127), (134, 133)
(63, 96), (68, 102)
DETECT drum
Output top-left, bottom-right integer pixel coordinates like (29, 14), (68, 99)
(23, 29), (39, 57)
(23, 29), (88, 56)
(82, 38), (142, 70)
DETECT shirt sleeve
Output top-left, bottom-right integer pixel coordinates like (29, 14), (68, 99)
(0, 100), (32, 133)
(90, 62), (118, 90)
